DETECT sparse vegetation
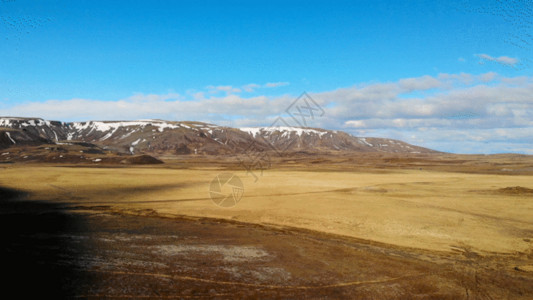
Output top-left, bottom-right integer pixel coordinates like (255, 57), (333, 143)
(1, 154), (532, 298)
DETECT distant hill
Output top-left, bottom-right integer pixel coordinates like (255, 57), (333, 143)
(0, 117), (437, 156)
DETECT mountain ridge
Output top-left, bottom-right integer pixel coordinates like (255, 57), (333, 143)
(0, 117), (437, 156)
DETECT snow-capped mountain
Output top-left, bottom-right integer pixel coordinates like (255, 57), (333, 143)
(0, 117), (68, 142)
(0, 117), (436, 155)
(238, 126), (428, 154)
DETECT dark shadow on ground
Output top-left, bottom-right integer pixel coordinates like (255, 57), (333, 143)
(1, 186), (531, 299)
(0, 186), (90, 298)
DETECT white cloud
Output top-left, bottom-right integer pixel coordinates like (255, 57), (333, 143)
(399, 75), (442, 91)
(241, 83), (261, 92)
(206, 85), (242, 94)
(476, 53), (519, 67)
(205, 82), (290, 94)
(344, 120), (366, 128)
(438, 73), (475, 85)
(479, 71), (497, 82)
(3, 73), (533, 154)
(264, 82), (289, 88)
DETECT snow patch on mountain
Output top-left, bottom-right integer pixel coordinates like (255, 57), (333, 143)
(132, 138), (142, 146)
(240, 127), (328, 137)
(70, 120), (182, 133)
(360, 138), (373, 147)
(6, 132), (16, 144)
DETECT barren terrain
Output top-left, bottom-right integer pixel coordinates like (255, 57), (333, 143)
(1, 153), (533, 298)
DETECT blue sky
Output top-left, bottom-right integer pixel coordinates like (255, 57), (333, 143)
(1, 0), (532, 154)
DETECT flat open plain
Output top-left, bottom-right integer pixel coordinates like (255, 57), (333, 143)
(1, 153), (533, 298)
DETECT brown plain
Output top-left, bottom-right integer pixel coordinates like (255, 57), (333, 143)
(1, 152), (533, 299)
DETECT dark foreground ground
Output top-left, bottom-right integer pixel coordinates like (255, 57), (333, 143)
(1, 187), (533, 299)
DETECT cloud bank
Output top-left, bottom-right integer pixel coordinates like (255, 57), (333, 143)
(2, 75), (533, 154)
(476, 54), (520, 67)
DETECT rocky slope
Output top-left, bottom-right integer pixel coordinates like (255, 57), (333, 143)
(0, 117), (436, 155)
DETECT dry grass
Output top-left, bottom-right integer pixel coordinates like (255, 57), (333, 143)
(1, 161), (532, 255)
(2, 157), (533, 298)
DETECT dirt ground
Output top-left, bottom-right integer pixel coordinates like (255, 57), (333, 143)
(1, 153), (533, 298)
